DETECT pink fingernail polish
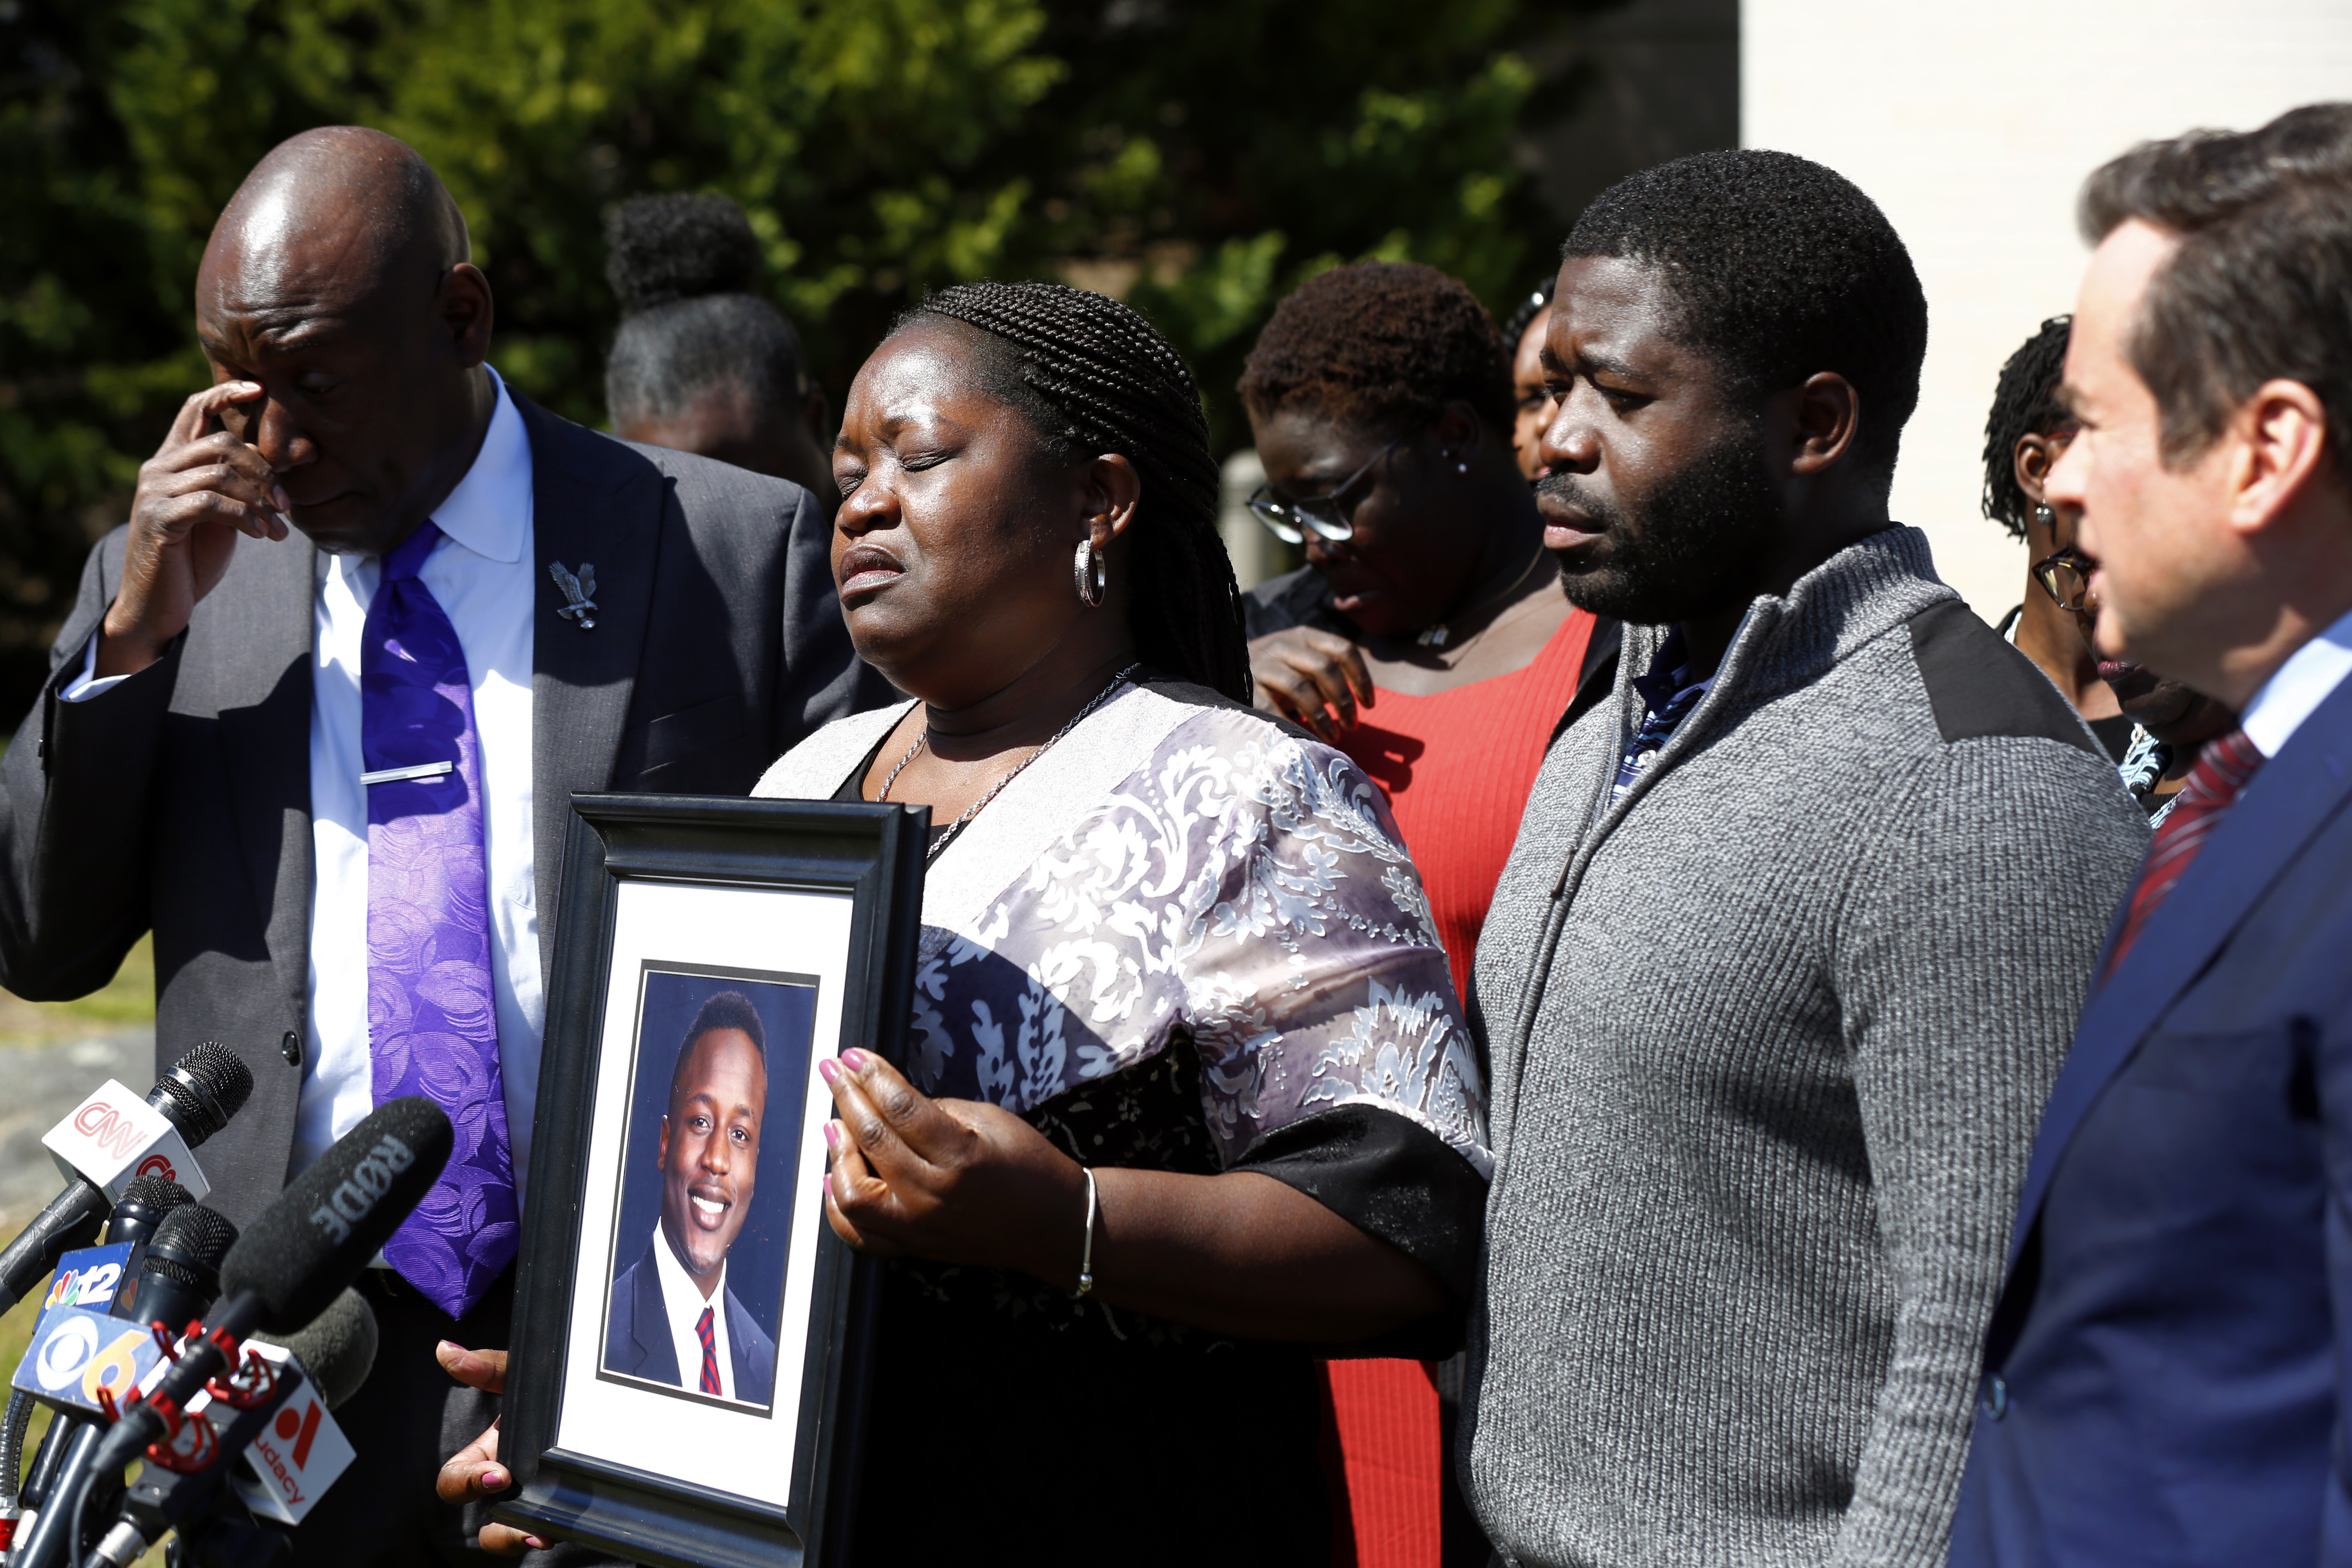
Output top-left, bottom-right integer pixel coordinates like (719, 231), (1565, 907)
(484, 1469), (506, 1488)
(842, 1048), (870, 1071)
(817, 1058), (839, 1085)
(823, 1123), (841, 1151)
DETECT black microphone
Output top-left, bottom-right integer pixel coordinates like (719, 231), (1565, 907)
(11, 1207), (243, 1568)
(82, 1292), (382, 1568)
(14, 1178), (197, 1511)
(125, 1205), (238, 1337)
(0, 1045), (254, 1307)
(104, 1176), (196, 1251)
(252, 1288), (378, 1412)
(84, 1098), (450, 1481)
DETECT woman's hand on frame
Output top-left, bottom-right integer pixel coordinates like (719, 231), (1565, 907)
(820, 1049), (1087, 1288)
(432, 1344), (548, 1556)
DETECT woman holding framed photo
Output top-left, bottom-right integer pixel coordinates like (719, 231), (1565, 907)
(442, 281), (1489, 1566)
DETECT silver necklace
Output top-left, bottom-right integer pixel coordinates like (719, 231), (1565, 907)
(1416, 543), (1548, 648)
(876, 662), (1144, 863)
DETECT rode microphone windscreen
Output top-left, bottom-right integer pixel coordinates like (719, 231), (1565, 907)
(255, 1287), (379, 1410)
(218, 1098), (451, 1333)
(148, 1042), (253, 1146)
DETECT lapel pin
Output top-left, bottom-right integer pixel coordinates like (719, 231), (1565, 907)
(549, 562), (598, 630)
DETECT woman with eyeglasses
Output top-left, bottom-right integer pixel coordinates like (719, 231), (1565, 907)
(1982, 315), (2134, 760)
(1236, 261), (1606, 1568)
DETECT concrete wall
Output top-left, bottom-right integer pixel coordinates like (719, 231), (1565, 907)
(1743, 2), (2352, 621)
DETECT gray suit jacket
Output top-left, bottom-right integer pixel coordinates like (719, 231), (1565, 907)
(0, 393), (878, 1227)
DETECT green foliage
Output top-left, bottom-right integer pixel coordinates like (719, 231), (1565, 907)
(0, 0), (1608, 715)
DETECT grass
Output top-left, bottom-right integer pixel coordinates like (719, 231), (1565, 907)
(0, 936), (156, 1045)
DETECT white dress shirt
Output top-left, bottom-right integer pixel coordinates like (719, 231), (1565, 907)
(64, 368), (544, 1186)
(650, 1222), (735, 1400)
(2240, 603), (2352, 760)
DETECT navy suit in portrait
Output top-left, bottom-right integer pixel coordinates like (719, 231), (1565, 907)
(604, 1239), (778, 1406)
(1949, 674), (2352, 1567)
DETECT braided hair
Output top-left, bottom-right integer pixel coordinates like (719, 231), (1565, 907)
(902, 281), (1250, 702)
(1981, 315), (2073, 539)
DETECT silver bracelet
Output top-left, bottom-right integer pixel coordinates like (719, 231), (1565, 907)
(1074, 1167), (1098, 1298)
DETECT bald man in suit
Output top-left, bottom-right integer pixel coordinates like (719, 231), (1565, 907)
(0, 127), (876, 1564)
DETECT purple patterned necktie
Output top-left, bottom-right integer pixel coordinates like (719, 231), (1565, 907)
(364, 520), (519, 1319)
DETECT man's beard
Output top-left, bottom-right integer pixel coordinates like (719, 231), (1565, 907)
(1537, 424), (1782, 626)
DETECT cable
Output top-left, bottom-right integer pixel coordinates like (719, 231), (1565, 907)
(2, 1389), (31, 1511)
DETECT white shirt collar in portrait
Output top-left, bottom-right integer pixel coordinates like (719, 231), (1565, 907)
(2240, 602), (2352, 760)
(650, 1221), (735, 1402)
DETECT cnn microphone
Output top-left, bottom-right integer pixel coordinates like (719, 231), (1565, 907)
(83, 1098), (450, 1481)
(0, 1045), (253, 1307)
(81, 1291), (381, 1568)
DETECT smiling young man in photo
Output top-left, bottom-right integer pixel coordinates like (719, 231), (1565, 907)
(605, 990), (778, 1406)
(0, 126), (870, 1567)
(1459, 151), (2147, 1567)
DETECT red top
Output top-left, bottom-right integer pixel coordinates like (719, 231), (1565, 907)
(1336, 608), (1598, 993)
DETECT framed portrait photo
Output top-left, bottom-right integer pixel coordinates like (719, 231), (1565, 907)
(496, 794), (925, 1568)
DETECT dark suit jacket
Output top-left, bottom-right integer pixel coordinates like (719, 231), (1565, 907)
(604, 1238), (777, 1405)
(1949, 674), (2352, 1567)
(0, 392), (878, 1226)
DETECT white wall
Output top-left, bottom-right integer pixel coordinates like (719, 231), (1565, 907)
(1743, 2), (2352, 621)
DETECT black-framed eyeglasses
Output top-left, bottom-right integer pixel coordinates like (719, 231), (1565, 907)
(1245, 438), (1401, 545)
(2031, 544), (2096, 612)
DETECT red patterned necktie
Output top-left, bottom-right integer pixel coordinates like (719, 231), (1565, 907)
(696, 1305), (721, 1396)
(2105, 726), (2266, 978)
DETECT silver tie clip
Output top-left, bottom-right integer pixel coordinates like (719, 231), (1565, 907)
(361, 760), (454, 786)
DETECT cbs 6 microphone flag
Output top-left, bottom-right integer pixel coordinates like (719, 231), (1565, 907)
(1, 1204), (242, 1568)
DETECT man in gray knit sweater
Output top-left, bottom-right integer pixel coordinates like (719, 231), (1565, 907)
(1462, 152), (2147, 1566)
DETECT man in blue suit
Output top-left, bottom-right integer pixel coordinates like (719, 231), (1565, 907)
(1950, 103), (2352, 1566)
(603, 990), (779, 1407)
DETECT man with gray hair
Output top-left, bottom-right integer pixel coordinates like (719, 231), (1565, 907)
(0, 127), (868, 1564)
(1951, 102), (2352, 1568)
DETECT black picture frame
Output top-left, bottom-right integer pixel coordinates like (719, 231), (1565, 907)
(495, 793), (925, 1568)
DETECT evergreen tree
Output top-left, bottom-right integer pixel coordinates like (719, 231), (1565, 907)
(0, 0), (1609, 713)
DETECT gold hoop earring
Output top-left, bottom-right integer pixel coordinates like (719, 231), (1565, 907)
(1074, 538), (1107, 608)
